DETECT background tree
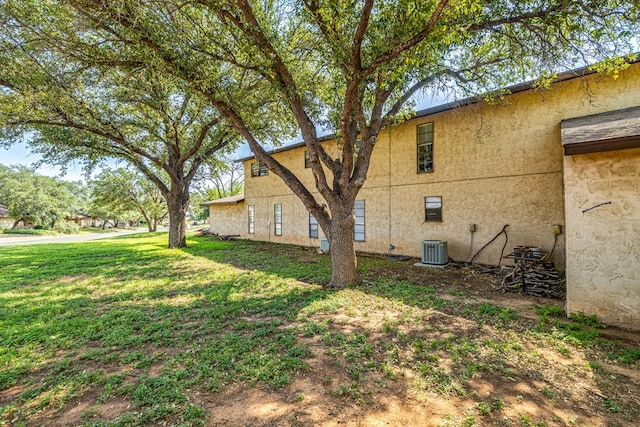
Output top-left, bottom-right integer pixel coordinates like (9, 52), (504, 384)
(86, 199), (133, 230)
(2, 1), (638, 285)
(190, 158), (244, 220)
(0, 165), (81, 230)
(90, 168), (168, 232)
(0, 9), (242, 247)
(197, 160), (244, 201)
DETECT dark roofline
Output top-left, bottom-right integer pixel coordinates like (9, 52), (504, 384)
(200, 194), (245, 206)
(236, 134), (335, 163)
(237, 58), (639, 162)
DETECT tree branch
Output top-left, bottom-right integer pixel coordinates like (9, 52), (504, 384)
(351, 0), (374, 73)
(364, 0), (450, 75)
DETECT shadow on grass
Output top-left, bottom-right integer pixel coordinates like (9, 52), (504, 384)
(1, 235), (637, 426)
(0, 234), (345, 425)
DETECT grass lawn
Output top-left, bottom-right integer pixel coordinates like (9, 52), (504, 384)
(1, 233), (639, 426)
(1, 228), (132, 236)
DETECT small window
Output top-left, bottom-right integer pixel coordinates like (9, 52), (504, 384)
(417, 122), (434, 173)
(274, 204), (282, 236)
(251, 162), (269, 177)
(309, 213), (318, 238)
(248, 205), (255, 233)
(304, 150), (311, 168)
(354, 200), (365, 241)
(425, 196), (442, 222)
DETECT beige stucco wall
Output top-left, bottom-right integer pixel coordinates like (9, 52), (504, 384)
(217, 63), (640, 271)
(0, 218), (15, 229)
(564, 147), (640, 329)
(208, 203), (246, 236)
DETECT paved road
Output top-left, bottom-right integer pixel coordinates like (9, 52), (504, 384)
(0, 229), (158, 246)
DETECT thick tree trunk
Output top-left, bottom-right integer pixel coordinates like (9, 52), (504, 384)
(326, 212), (361, 288)
(166, 191), (188, 248)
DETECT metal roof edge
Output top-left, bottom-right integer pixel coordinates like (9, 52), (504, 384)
(200, 194), (245, 206)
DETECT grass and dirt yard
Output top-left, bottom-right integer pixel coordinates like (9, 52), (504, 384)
(1, 233), (639, 426)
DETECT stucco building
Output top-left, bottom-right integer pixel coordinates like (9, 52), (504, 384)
(0, 205), (14, 229)
(206, 61), (640, 329)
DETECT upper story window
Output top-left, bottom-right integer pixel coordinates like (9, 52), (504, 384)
(354, 200), (365, 241)
(417, 122), (434, 173)
(251, 162), (269, 177)
(304, 150), (311, 168)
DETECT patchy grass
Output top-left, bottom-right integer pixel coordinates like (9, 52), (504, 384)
(1, 234), (639, 426)
(1, 228), (59, 236)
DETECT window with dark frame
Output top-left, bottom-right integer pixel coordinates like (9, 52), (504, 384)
(304, 150), (311, 168)
(354, 200), (365, 241)
(425, 196), (442, 222)
(309, 213), (318, 238)
(417, 122), (434, 173)
(248, 205), (255, 233)
(250, 162), (269, 177)
(274, 204), (282, 236)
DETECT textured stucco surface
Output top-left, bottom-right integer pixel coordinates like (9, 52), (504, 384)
(208, 203), (246, 236)
(564, 147), (640, 329)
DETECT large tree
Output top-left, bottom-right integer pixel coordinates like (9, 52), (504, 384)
(3, 1), (638, 284)
(0, 4), (242, 247)
(90, 168), (168, 232)
(0, 72), (237, 248)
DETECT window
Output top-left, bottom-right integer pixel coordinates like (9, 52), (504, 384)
(274, 204), (282, 236)
(248, 205), (255, 233)
(309, 213), (318, 238)
(417, 122), (434, 173)
(354, 200), (365, 241)
(250, 162), (269, 177)
(425, 196), (442, 222)
(304, 150), (311, 168)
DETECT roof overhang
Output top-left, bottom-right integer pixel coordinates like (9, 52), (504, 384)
(561, 106), (640, 155)
(200, 194), (245, 206)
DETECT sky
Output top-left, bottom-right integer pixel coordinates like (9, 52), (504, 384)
(0, 142), (89, 181)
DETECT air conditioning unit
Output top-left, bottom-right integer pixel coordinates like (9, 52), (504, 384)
(421, 240), (448, 265)
(320, 238), (330, 252)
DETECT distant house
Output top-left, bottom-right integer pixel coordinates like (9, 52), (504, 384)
(0, 205), (13, 229)
(65, 212), (98, 228)
(205, 60), (640, 330)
